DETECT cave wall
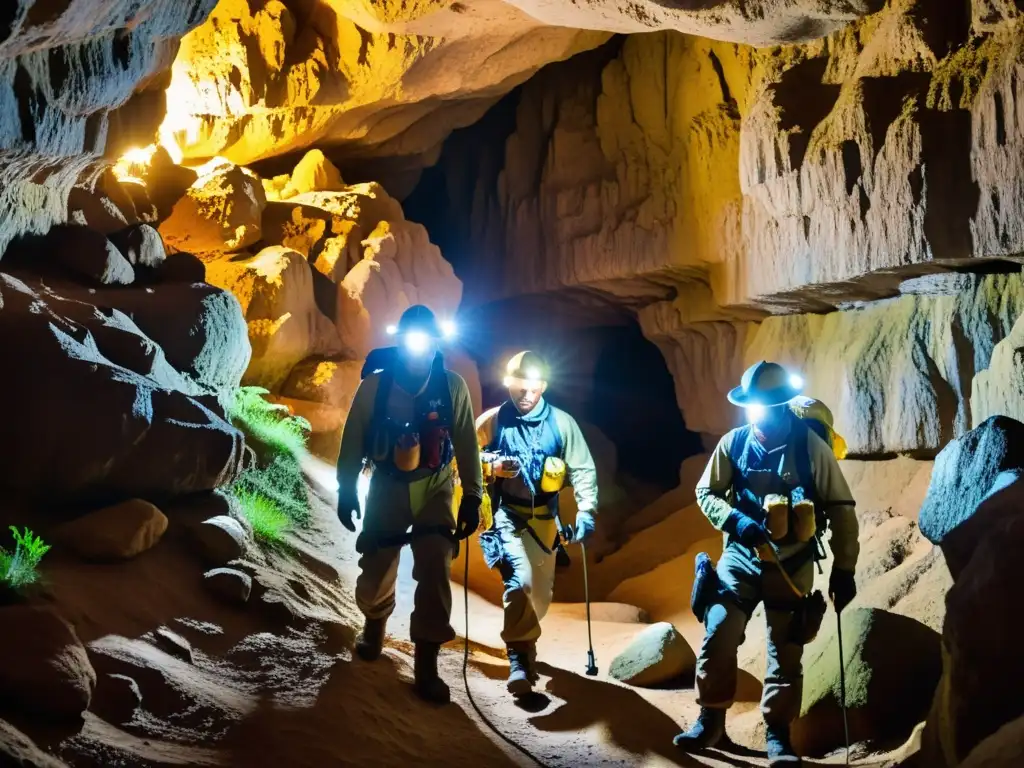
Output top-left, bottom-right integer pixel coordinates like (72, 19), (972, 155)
(0, 1), (217, 253)
(411, 0), (1024, 457)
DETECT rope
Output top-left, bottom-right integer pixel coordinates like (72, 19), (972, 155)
(462, 550), (550, 768)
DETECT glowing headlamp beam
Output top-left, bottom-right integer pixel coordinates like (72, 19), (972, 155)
(403, 331), (431, 355)
(745, 404), (767, 424)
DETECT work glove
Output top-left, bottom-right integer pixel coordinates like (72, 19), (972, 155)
(829, 567), (857, 612)
(455, 495), (481, 540)
(726, 511), (769, 550)
(338, 491), (360, 533)
(563, 510), (596, 544)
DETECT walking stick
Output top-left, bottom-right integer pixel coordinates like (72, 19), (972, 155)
(837, 607), (850, 765)
(581, 540), (598, 676)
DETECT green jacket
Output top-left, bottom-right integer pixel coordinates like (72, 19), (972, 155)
(336, 370), (483, 503)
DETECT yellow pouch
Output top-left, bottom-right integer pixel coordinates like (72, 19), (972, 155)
(480, 492), (493, 532)
(540, 456), (567, 494)
(393, 431), (421, 472)
(793, 498), (816, 542)
(763, 494), (790, 541)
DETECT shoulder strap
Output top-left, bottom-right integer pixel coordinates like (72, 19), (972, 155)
(546, 404), (564, 458)
(728, 425), (752, 468)
(372, 371), (392, 425)
(791, 419), (819, 504)
(428, 353), (453, 425)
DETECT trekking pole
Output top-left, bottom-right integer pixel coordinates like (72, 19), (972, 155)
(836, 607), (850, 766)
(581, 540), (598, 676)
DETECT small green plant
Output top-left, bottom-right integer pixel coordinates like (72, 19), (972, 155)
(0, 526), (51, 590)
(228, 386), (311, 458)
(235, 488), (290, 544)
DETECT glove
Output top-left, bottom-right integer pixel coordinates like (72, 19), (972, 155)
(338, 492), (360, 533)
(726, 511), (768, 549)
(455, 495), (481, 540)
(563, 510), (596, 544)
(829, 567), (856, 612)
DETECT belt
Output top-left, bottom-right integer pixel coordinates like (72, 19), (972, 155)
(355, 524), (459, 557)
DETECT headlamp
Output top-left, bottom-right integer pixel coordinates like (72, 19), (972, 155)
(403, 331), (431, 355)
(789, 373), (804, 390)
(386, 324), (397, 336)
(440, 320), (457, 339)
(745, 404), (766, 424)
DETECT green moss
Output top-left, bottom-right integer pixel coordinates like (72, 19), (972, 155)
(228, 386), (311, 458)
(226, 386), (312, 531)
(0, 527), (51, 590)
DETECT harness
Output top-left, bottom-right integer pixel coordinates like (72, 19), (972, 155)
(727, 418), (828, 573)
(487, 400), (564, 553)
(366, 351), (454, 476)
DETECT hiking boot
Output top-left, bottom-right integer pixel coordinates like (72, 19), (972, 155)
(355, 618), (386, 661)
(506, 642), (535, 696)
(673, 707), (726, 750)
(413, 642), (450, 705)
(766, 724), (801, 766)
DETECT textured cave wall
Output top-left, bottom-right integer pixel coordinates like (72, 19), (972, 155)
(409, 0), (1024, 456)
(0, 0), (217, 254)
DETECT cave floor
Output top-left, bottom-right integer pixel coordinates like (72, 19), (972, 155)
(20, 457), (907, 768)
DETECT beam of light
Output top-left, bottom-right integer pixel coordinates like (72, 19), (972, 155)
(440, 319), (457, 339)
(746, 404), (766, 424)
(789, 373), (804, 390)
(386, 324), (397, 336)
(404, 330), (430, 355)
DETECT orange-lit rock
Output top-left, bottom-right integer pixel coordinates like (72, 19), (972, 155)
(160, 161), (267, 255)
(206, 245), (343, 391)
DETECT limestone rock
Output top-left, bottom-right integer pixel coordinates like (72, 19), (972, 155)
(103, 281), (251, 394)
(66, 170), (140, 235)
(918, 416), (1024, 578)
(0, 717), (67, 767)
(43, 225), (135, 286)
(153, 627), (194, 664)
(90, 673), (142, 726)
(191, 515), (249, 566)
(792, 608), (942, 757)
(972, 313), (1024, 427)
(283, 150), (345, 198)
(281, 357), (363, 410)
(607, 622), (695, 687)
(0, 273), (246, 503)
(917, 507), (1024, 767)
(0, 607), (96, 720)
(206, 246), (342, 391)
(204, 567), (252, 605)
(109, 223), (167, 270)
(55, 499), (168, 562)
(159, 162), (267, 255)
(960, 716), (1024, 768)
(259, 201), (350, 261)
(158, 251), (207, 283)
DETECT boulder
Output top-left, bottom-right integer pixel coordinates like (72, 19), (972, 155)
(152, 628), (194, 664)
(98, 281), (251, 394)
(260, 200), (342, 259)
(66, 170), (139, 235)
(109, 223), (166, 270)
(0, 607), (96, 719)
(190, 515), (249, 566)
(792, 608), (942, 757)
(286, 149), (345, 197)
(917, 506), (1024, 767)
(90, 673), (142, 726)
(336, 218), (462, 358)
(159, 162), (267, 254)
(0, 717), (67, 767)
(960, 716), (1024, 768)
(918, 416), (1024, 578)
(206, 246), (343, 391)
(607, 622), (695, 687)
(55, 499), (168, 561)
(280, 356), (362, 410)
(45, 225), (135, 286)
(0, 273), (246, 503)
(158, 251), (207, 283)
(203, 567), (252, 605)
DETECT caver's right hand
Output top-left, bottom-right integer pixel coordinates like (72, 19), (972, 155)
(727, 511), (769, 549)
(338, 492), (361, 533)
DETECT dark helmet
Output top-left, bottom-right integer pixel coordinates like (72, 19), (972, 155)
(727, 361), (803, 407)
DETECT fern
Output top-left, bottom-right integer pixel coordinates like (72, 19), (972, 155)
(0, 526), (50, 590)
(228, 386), (311, 457)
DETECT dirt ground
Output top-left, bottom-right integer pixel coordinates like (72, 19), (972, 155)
(1, 455), (926, 767)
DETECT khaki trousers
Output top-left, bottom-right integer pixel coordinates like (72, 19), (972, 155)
(493, 507), (558, 644)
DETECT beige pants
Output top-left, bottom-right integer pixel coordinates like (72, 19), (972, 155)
(493, 507), (558, 644)
(355, 471), (457, 645)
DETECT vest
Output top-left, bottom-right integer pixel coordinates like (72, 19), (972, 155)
(488, 400), (564, 510)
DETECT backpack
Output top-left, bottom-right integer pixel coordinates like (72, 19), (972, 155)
(488, 400), (564, 508)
